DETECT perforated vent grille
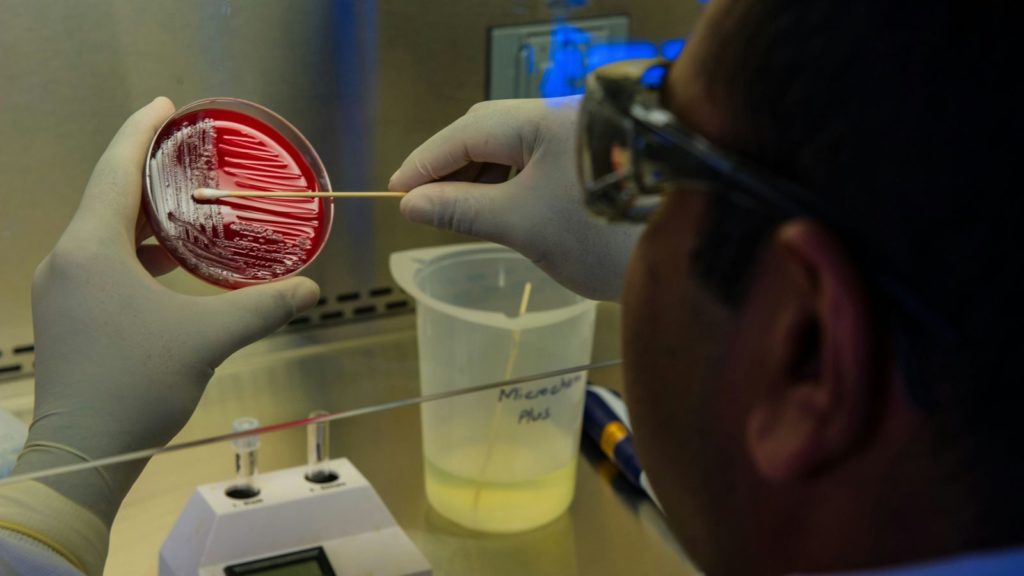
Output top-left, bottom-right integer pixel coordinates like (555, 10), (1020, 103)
(287, 283), (412, 328)
(0, 283), (412, 383)
(0, 344), (34, 383)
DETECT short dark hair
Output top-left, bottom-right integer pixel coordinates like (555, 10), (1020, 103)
(690, 0), (1024, 543)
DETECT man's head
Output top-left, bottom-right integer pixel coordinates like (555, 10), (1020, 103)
(622, 1), (1024, 574)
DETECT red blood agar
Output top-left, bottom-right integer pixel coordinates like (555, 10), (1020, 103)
(144, 99), (332, 289)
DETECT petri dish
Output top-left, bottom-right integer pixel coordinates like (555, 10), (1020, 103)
(144, 98), (333, 289)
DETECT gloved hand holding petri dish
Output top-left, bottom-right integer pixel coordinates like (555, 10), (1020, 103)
(144, 98), (333, 289)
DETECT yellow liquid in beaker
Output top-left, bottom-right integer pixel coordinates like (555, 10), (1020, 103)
(425, 445), (578, 533)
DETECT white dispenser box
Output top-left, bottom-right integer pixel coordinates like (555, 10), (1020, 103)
(160, 457), (431, 576)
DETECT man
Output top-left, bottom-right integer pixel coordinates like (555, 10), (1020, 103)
(4, 0), (1023, 574)
(391, 0), (1024, 574)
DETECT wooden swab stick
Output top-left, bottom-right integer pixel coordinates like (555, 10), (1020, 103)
(472, 281), (533, 519)
(193, 187), (405, 201)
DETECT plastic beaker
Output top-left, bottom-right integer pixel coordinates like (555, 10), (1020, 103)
(390, 243), (597, 533)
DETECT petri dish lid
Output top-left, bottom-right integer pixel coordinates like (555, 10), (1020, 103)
(143, 98), (333, 289)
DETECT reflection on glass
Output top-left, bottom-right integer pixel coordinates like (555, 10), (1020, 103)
(423, 509), (579, 576)
(305, 410), (338, 484)
(227, 416), (261, 500)
(0, 360), (621, 488)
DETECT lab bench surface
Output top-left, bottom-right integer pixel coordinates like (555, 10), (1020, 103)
(97, 312), (696, 575)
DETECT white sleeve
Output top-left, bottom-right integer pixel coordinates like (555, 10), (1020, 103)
(0, 481), (108, 575)
(0, 527), (85, 576)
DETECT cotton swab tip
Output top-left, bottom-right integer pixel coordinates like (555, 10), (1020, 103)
(192, 187), (229, 201)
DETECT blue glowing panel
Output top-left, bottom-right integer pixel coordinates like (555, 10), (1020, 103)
(540, 23), (591, 98)
(662, 38), (687, 61)
(489, 16), (629, 99)
(541, 34), (661, 97)
(640, 65), (668, 88)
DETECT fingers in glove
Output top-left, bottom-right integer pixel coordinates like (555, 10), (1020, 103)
(443, 161), (513, 185)
(476, 162), (514, 184)
(68, 97), (176, 249)
(195, 277), (321, 366)
(389, 100), (540, 193)
(399, 180), (514, 243)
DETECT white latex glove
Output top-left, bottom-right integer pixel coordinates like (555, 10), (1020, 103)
(12, 97), (321, 525)
(390, 96), (642, 301)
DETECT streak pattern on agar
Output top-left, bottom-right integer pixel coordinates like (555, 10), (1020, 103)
(145, 107), (330, 288)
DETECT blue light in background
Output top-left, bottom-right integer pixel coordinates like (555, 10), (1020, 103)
(330, 0), (379, 266)
(661, 38), (687, 61)
(539, 31), (688, 98)
(539, 23), (590, 98)
(640, 65), (668, 88)
(539, 0), (703, 98)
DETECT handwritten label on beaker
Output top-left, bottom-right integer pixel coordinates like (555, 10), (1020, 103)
(518, 406), (552, 424)
(498, 373), (582, 402)
(497, 373), (583, 426)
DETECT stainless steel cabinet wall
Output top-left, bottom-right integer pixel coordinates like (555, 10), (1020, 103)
(0, 0), (701, 354)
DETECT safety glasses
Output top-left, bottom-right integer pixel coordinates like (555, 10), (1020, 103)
(577, 58), (959, 405)
(578, 58), (817, 222)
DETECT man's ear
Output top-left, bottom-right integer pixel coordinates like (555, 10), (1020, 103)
(745, 219), (876, 482)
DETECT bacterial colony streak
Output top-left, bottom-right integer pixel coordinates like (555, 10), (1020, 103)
(147, 109), (328, 288)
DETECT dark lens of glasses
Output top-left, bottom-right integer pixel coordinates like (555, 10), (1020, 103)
(580, 95), (633, 185)
(580, 59), (704, 221)
(579, 84), (642, 219)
